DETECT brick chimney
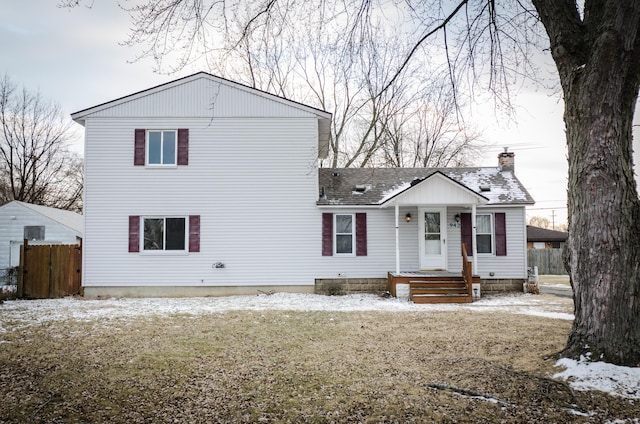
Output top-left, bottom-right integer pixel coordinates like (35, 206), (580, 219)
(498, 147), (515, 172)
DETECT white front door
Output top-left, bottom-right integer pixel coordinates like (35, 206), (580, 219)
(419, 207), (447, 270)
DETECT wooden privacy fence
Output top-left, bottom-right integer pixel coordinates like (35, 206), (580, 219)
(18, 240), (82, 299)
(527, 248), (567, 275)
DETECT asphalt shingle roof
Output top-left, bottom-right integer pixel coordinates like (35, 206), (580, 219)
(526, 225), (568, 242)
(317, 167), (535, 206)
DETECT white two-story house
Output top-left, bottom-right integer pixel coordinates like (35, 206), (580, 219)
(72, 72), (534, 300)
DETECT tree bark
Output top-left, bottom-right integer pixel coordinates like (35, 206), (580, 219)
(533, 0), (640, 366)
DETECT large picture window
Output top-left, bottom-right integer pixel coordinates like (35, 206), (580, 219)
(147, 130), (177, 165)
(334, 214), (354, 255)
(143, 217), (186, 251)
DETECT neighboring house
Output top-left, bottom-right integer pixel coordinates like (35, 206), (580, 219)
(71, 72), (534, 298)
(0, 201), (83, 280)
(526, 225), (568, 249)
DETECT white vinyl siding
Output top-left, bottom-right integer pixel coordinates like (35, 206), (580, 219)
(82, 116), (321, 288)
(446, 207), (527, 279)
(85, 76), (319, 119)
(317, 207), (417, 278)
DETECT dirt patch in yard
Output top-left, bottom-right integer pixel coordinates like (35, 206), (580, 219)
(0, 299), (637, 423)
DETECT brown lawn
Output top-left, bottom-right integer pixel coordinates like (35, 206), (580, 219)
(0, 295), (637, 423)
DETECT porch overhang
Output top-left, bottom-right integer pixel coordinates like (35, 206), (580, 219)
(380, 171), (489, 207)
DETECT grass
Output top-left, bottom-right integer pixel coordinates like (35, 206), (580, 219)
(0, 301), (637, 423)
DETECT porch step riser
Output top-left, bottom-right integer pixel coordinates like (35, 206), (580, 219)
(411, 287), (466, 290)
(409, 280), (470, 301)
(412, 295), (473, 304)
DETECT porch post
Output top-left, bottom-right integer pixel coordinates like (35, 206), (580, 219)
(395, 204), (400, 274)
(471, 203), (478, 275)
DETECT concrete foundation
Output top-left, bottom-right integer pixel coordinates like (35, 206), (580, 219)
(314, 278), (388, 295)
(81, 278), (525, 298)
(480, 279), (526, 295)
(82, 285), (315, 298)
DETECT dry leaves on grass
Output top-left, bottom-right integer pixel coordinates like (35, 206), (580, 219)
(0, 306), (638, 423)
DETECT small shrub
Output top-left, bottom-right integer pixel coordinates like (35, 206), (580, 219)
(0, 285), (17, 302)
(325, 281), (344, 296)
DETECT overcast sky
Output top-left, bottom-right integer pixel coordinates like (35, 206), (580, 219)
(4, 1), (635, 228)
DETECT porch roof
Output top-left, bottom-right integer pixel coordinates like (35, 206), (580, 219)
(317, 167), (535, 206)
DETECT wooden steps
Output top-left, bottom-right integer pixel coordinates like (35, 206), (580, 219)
(387, 272), (476, 304)
(409, 280), (472, 304)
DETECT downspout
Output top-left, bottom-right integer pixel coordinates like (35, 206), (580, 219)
(472, 204), (478, 275)
(395, 204), (400, 274)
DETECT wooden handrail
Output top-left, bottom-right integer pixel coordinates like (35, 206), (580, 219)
(461, 243), (473, 297)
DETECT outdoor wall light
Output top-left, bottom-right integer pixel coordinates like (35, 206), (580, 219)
(454, 213), (461, 223)
(405, 213), (412, 223)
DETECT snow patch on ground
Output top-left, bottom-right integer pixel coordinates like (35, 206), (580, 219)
(554, 355), (640, 400)
(1, 292), (638, 400)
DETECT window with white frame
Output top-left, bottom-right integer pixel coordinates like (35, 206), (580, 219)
(147, 130), (177, 165)
(476, 214), (493, 254)
(143, 217), (186, 251)
(334, 214), (355, 255)
(24, 225), (45, 241)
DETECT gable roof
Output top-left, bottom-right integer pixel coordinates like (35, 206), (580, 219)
(317, 167), (535, 206)
(71, 71), (331, 121)
(70, 72), (332, 158)
(526, 225), (568, 242)
(0, 201), (83, 235)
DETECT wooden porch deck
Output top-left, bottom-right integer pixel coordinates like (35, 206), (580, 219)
(387, 244), (479, 304)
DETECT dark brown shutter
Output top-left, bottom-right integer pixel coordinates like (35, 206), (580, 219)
(322, 213), (333, 256)
(495, 212), (507, 256)
(134, 129), (145, 166)
(128, 216), (140, 252)
(177, 128), (189, 165)
(355, 213), (367, 256)
(189, 215), (200, 252)
(461, 213), (473, 256)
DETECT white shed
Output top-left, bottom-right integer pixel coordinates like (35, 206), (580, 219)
(0, 201), (83, 279)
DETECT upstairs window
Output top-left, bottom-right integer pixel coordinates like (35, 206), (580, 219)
(147, 130), (176, 166)
(134, 129), (189, 166)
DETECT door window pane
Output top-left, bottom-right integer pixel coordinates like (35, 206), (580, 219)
(425, 235), (441, 254)
(425, 212), (440, 233)
(424, 212), (441, 254)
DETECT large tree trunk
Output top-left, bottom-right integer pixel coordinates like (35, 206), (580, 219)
(533, 0), (640, 366)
